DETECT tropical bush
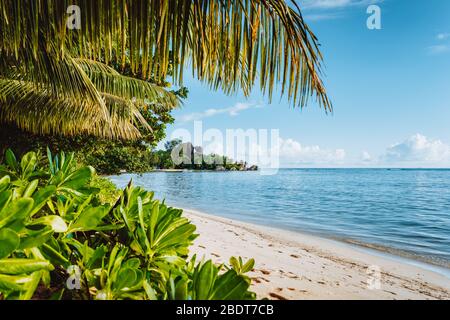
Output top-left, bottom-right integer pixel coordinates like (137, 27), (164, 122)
(0, 149), (255, 300)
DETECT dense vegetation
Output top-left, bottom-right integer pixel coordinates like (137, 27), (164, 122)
(0, 150), (255, 300)
(152, 139), (258, 172)
(1, 134), (257, 175)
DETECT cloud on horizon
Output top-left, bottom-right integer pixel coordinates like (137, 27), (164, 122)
(178, 102), (262, 123)
(165, 131), (450, 168)
(277, 134), (450, 167)
(383, 134), (450, 165)
(278, 138), (346, 166)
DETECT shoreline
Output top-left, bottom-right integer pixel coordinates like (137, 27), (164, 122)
(183, 208), (450, 300)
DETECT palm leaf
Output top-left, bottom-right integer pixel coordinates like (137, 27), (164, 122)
(0, 0), (331, 140)
(0, 79), (141, 140)
(76, 58), (179, 110)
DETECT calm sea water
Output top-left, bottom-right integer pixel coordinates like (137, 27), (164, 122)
(109, 169), (450, 268)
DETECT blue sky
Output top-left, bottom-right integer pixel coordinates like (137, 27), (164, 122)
(163, 0), (450, 168)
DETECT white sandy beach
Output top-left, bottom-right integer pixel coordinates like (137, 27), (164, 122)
(184, 209), (450, 300)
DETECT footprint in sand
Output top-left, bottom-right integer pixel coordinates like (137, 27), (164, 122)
(286, 272), (299, 279)
(290, 254), (300, 259)
(198, 245), (206, 249)
(269, 292), (287, 300)
(384, 290), (397, 296)
(211, 253), (220, 258)
(260, 269), (271, 275)
(251, 277), (262, 284)
(298, 290), (308, 293)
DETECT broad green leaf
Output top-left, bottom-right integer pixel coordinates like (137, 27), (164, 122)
(0, 274), (30, 291)
(0, 259), (53, 275)
(23, 179), (39, 197)
(0, 228), (20, 259)
(30, 185), (56, 217)
(30, 215), (68, 233)
(0, 190), (11, 212)
(20, 152), (37, 178)
(18, 228), (53, 249)
(69, 206), (108, 232)
(40, 244), (69, 268)
(122, 258), (140, 269)
(20, 271), (43, 300)
(194, 260), (218, 300)
(174, 278), (188, 300)
(47, 148), (54, 175)
(0, 197), (34, 229)
(156, 223), (197, 250)
(242, 258), (255, 273)
(230, 256), (239, 271)
(149, 201), (159, 246)
(0, 175), (10, 192)
(114, 268), (138, 290)
(61, 166), (95, 189)
(210, 270), (251, 300)
(86, 245), (108, 268)
(5, 149), (18, 172)
(143, 280), (158, 300)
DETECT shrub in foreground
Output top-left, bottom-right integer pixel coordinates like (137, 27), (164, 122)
(0, 149), (255, 300)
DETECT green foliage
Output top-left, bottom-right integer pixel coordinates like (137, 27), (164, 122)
(91, 176), (121, 205)
(0, 149), (255, 300)
(190, 259), (255, 300)
(154, 139), (259, 172)
(0, 103), (175, 175)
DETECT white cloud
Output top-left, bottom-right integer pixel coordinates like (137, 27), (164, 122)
(178, 102), (261, 123)
(304, 12), (343, 21)
(427, 44), (450, 55)
(437, 33), (450, 40)
(361, 151), (372, 162)
(384, 134), (450, 165)
(427, 33), (450, 55)
(278, 138), (346, 166)
(301, 0), (383, 22)
(302, 0), (382, 10)
(172, 135), (346, 167)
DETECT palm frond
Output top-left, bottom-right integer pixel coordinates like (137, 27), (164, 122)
(1, 0), (331, 111)
(0, 79), (141, 140)
(76, 58), (179, 111)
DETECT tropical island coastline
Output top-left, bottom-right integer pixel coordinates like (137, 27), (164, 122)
(1, 0), (449, 304)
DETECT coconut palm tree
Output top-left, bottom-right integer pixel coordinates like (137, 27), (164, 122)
(0, 0), (331, 140)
